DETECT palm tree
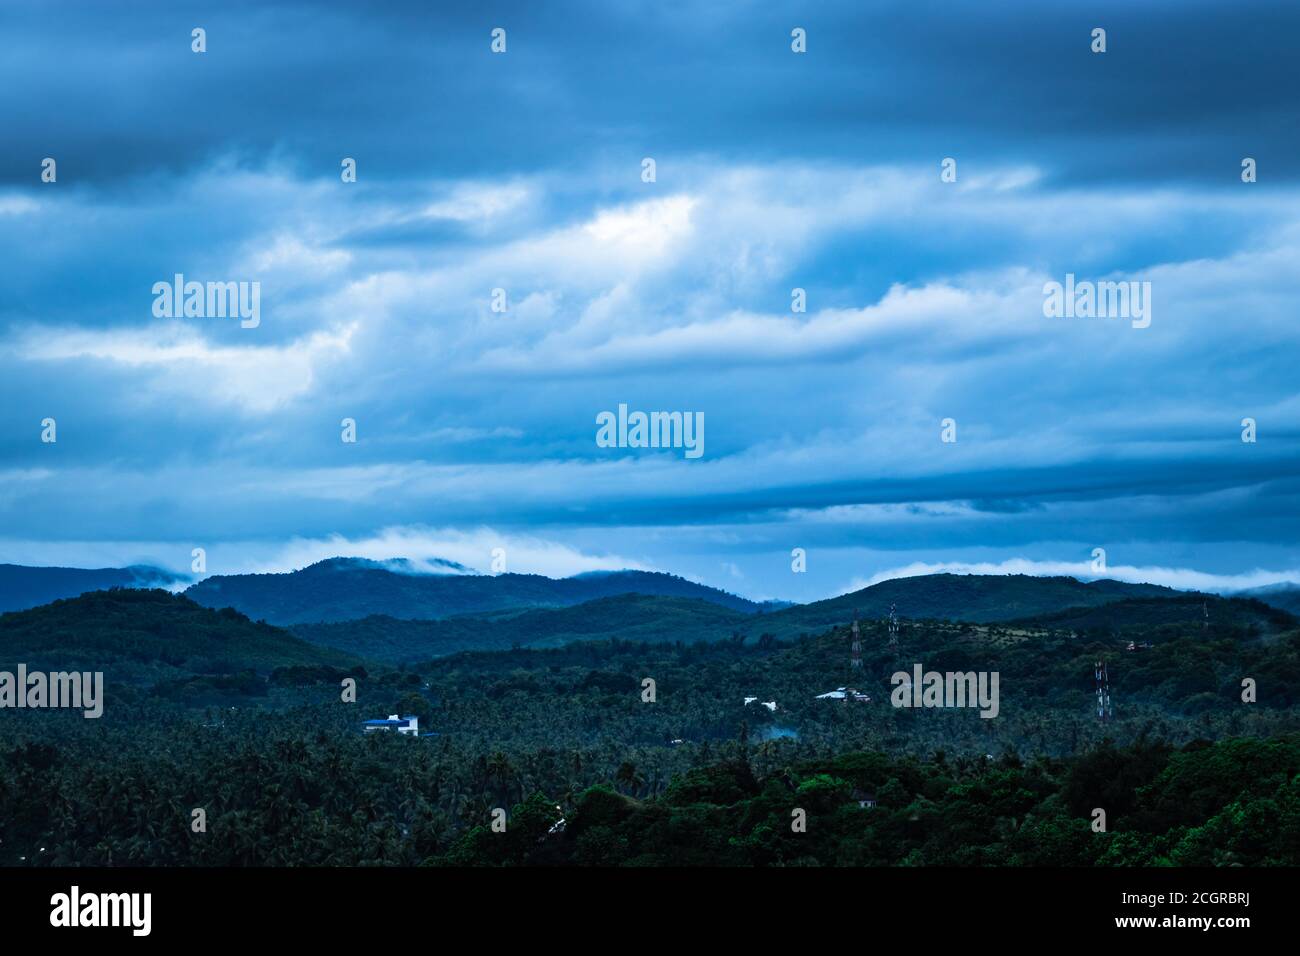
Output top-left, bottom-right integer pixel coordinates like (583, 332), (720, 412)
(614, 760), (644, 797)
(486, 751), (517, 806)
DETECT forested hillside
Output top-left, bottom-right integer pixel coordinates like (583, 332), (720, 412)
(291, 594), (754, 662)
(439, 737), (1300, 866)
(2, 575), (1299, 866)
(1006, 594), (1294, 637)
(286, 571), (1204, 659)
(1241, 584), (1300, 617)
(0, 588), (356, 681)
(735, 574), (1186, 642)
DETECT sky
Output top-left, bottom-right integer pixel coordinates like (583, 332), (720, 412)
(1, 0), (1299, 602)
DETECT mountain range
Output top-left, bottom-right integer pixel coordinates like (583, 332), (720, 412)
(5, 557), (1300, 667)
(183, 557), (768, 624)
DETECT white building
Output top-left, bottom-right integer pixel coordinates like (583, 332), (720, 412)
(362, 714), (419, 736)
(815, 687), (870, 702)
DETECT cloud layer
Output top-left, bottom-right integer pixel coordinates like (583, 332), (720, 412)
(1, 0), (1297, 601)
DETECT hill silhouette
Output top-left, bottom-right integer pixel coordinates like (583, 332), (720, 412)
(1005, 594), (1296, 638)
(185, 557), (763, 624)
(0, 562), (186, 613)
(0, 587), (354, 681)
(291, 593), (754, 662)
(737, 573), (1186, 641)
(1239, 584), (1300, 617)
(288, 573), (1234, 661)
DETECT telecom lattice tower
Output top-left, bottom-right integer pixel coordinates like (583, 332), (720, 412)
(1203, 600), (1210, 631)
(1095, 660), (1112, 720)
(887, 603), (899, 652)
(850, 614), (862, 670)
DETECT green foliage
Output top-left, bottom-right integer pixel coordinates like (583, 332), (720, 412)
(732, 573), (1187, 642)
(3, 578), (1300, 866)
(1006, 595), (1295, 639)
(291, 594), (754, 662)
(427, 736), (1300, 867)
(0, 588), (356, 684)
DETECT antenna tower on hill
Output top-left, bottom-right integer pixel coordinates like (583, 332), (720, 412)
(1095, 660), (1112, 721)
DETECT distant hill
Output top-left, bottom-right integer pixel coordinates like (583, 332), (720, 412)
(407, 589), (1300, 756)
(0, 587), (354, 681)
(0, 563), (186, 613)
(287, 572), (1201, 661)
(733, 573), (1187, 641)
(1237, 584), (1300, 617)
(185, 557), (763, 624)
(292, 593), (753, 662)
(0, 562), (1227, 666)
(1004, 594), (1297, 639)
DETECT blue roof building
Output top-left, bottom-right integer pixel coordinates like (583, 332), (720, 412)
(362, 714), (419, 737)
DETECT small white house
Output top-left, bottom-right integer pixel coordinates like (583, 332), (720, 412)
(760, 700), (777, 712)
(363, 714), (419, 737)
(816, 687), (870, 702)
(744, 696), (758, 705)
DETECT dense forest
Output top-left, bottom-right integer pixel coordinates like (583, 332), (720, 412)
(2, 579), (1299, 866)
